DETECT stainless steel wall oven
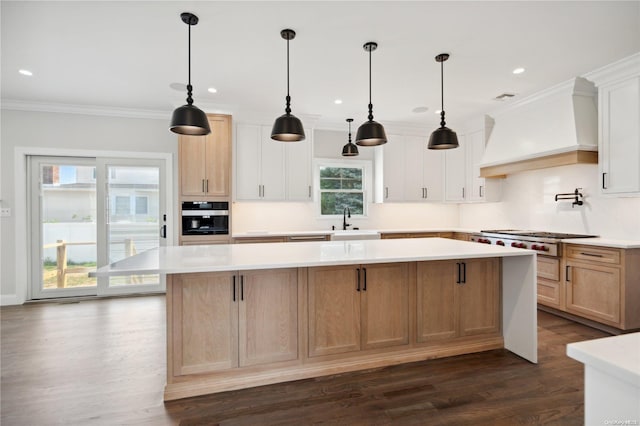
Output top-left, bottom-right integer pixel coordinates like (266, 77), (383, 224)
(181, 201), (229, 236)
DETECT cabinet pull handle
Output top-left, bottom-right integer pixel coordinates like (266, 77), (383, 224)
(462, 187), (465, 199)
(462, 262), (466, 284)
(240, 275), (244, 301)
(202, 179), (205, 193)
(205, 179), (209, 193)
(262, 185), (265, 198)
(456, 262), (461, 284)
(308, 185), (311, 198)
(479, 185), (483, 198)
(566, 265), (570, 282)
(363, 267), (367, 291)
(385, 187), (389, 199)
(602, 172), (607, 190)
(232, 276), (236, 302)
(356, 268), (361, 292)
(580, 252), (604, 258)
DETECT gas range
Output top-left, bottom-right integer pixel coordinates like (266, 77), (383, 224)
(470, 229), (598, 257)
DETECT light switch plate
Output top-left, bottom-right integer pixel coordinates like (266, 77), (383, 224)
(0, 208), (11, 217)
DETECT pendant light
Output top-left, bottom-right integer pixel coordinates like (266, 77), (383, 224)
(428, 53), (459, 149)
(342, 118), (359, 156)
(170, 13), (211, 136)
(355, 42), (387, 146)
(271, 29), (305, 142)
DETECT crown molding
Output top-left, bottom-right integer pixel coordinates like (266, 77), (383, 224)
(583, 52), (640, 87)
(1, 99), (170, 120)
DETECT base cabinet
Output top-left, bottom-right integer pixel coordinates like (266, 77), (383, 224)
(165, 257), (505, 400)
(416, 258), (500, 342)
(307, 263), (410, 357)
(541, 244), (640, 331)
(169, 269), (299, 377)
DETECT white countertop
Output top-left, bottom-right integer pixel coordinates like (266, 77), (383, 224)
(93, 237), (533, 277)
(567, 333), (640, 387)
(562, 237), (640, 249)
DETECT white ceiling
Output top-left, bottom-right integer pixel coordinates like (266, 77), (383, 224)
(2, 1), (639, 130)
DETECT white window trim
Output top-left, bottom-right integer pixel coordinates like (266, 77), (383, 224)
(313, 158), (373, 219)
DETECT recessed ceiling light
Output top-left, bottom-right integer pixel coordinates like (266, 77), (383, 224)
(512, 67), (525, 75)
(207, 87), (217, 94)
(334, 99), (343, 105)
(412, 106), (429, 113)
(19, 69), (33, 76)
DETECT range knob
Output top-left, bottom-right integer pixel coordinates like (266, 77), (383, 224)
(511, 242), (518, 248)
(496, 240), (505, 246)
(540, 246), (549, 252)
(531, 244), (539, 250)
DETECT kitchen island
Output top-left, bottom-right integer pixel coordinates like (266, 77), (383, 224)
(94, 238), (537, 401)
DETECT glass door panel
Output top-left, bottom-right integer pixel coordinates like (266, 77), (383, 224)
(97, 159), (165, 295)
(31, 157), (98, 299)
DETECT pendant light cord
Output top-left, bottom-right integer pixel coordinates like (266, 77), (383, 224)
(285, 37), (291, 115)
(367, 47), (373, 121)
(348, 121), (352, 143)
(186, 22), (193, 106)
(439, 59), (446, 128)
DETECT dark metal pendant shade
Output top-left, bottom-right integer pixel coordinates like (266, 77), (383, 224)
(428, 53), (458, 149)
(428, 126), (459, 149)
(271, 112), (305, 142)
(170, 12), (211, 136)
(356, 42), (386, 146)
(272, 29), (305, 142)
(342, 118), (359, 156)
(170, 103), (211, 136)
(355, 120), (387, 146)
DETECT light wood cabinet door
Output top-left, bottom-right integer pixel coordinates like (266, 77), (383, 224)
(308, 265), (361, 357)
(204, 115), (231, 197)
(416, 260), (458, 342)
(179, 135), (208, 197)
(172, 272), (238, 376)
(417, 258), (500, 342)
(239, 268), (298, 367)
(179, 114), (231, 198)
(566, 261), (621, 325)
(459, 258), (500, 336)
(361, 263), (410, 350)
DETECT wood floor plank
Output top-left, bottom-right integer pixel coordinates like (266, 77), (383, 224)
(1, 297), (608, 425)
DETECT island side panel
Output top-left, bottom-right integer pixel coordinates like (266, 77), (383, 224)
(502, 254), (538, 363)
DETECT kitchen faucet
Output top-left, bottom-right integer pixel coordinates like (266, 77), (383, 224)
(343, 207), (351, 230)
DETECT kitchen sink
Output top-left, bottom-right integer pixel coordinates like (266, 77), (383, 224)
(330, 230), (381, 241)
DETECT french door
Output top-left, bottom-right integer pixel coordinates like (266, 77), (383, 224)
(30, 156), (167, 299)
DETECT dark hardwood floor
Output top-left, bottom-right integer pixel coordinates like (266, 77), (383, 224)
(1, 295), (608, 425)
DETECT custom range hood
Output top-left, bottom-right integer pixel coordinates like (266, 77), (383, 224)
(480, 77), (598, 178)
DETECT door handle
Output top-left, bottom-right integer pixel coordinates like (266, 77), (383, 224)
(363, 267), (367, 291)
(566, 265), (570, 282)
(602, 172), (607, 190)
(160, 224), (166, 239)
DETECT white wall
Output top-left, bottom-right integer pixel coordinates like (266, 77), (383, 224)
(460, 164), (640, 239)
(0, 109), (177, 304)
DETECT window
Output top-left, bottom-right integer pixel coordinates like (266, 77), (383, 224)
(315, 159), (372, 216)
(114, 196), (130, 215)
(135, 196), (148, 215)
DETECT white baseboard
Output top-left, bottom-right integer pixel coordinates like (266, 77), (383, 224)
(1, 294), (22, 306)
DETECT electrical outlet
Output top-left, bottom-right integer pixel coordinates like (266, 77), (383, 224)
(0, 208), (11, 217)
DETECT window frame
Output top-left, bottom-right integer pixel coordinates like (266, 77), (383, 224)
(313, 158), (373, 219)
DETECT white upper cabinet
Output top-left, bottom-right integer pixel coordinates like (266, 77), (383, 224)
(465, 117), (502, 202)
(381, 135), (406, 202)
(405, 135), (443, 202)
(588, 53), (640, 195)
(235, 124), (312, 201)
(444, 134), (467, 202)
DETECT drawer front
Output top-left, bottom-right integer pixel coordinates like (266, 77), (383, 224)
(565, 244), (621, 265)
(537, 256), (560, 281)
(537, 278), (563, 309)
